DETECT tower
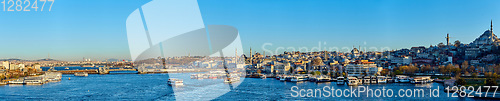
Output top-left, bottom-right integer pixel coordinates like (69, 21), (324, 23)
(445, 33), (450, 46)
(491, 19), (494, 35)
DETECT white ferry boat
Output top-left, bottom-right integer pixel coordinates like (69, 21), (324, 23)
(168, 78), (184, 86)
(371, 76), (378, 84)
(347, 77), (359, 86)
(74, 72), (88, 77)
(224, 77), (240, 83)
(24, 77), (44, 85)
(377, 76), (387, 83)
(291, 76), (307, 82)
(8, 79), (24, 85)
(411, 76), (431, 84)
(395, 75), (410, 83)
(315, 76), (331, 82)
(336, 77), (345, 85)
(363, 76), (371, 84)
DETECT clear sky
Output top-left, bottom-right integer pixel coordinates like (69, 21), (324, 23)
(0, 0), (499, 61)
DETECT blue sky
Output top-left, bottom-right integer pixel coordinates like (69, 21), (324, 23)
(0, 0), (499, 61)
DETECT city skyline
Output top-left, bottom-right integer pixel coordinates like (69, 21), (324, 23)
(0, 0), (499, 61)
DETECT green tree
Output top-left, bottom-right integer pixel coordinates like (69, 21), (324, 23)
(485, 78), (498, 86)
(472, 73), (478, 78)
(313, 71), (322, 76)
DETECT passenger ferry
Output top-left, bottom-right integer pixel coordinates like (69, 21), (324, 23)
(395, 75), (410, 83)
(74, 72), (88, 77)
(168, 78), (184, 86)
(8, 79), (25, 85)
(411, 76), (431, 84)
(371, 76), (378, 84)
(224, 77), (240, 83)
(377, 76), (387, 83)
(347, 77), (359, 86)
(291, 76), (307, 82)
(315, 76), (331, 82)
(336, 77), (345, 85)
(363, 76), (371, 84)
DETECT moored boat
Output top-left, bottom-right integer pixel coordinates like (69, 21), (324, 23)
(168, 78), (184, 86)
(377, 76), (387, 83)
(316, 76), (331, 82)
(74, 72), (88, 77)
(336, 77), (345, 85)
(347, 77), (359, 86)
(363, 76), (371, 84)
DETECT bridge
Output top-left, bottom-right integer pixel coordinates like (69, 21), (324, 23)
(51, 67), (138, 74)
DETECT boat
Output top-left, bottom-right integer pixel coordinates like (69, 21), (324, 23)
(315, 76), (331, 82)
(280, 76), (287, 81)
(8, 79), (24, 85)
(291, 76), (307, 82)
(377, 76), (387, 83)
(411, 76), (431, 84)
(168, 78), (184, 86)
(81, 64), (95, 67)
(74, 72), (88, 77)
(371, 76), (378, 84)
(336, 77), (345, 85)
(347, 77), (359, 86)
(65, 67), (70, 69)
(224, 77), (240, 83)
(0, 82), (7, 85)
(260, 74), (267, 79)
(395, 75), (410, 83)
(363, 76), (371, 84)
(24, 77), (44, 85)
(276, 75), (281, 80)
(387, 77), (394, 83)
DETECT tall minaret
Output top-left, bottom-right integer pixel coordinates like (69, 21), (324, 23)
(491, 19), (493, 34)
(250, 47), (252, 65)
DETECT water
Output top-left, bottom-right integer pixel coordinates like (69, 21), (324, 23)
(0, 73), (495, 100)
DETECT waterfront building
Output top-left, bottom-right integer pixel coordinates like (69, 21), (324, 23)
(274, 62), (290, 75)
(344, 60), (382, 77)
(1, 61), (9, 70)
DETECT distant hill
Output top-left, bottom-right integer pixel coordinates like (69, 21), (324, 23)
(0, 58), (62, 62)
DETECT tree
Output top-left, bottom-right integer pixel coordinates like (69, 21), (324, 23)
(438, 42), (445, 48)
(394, 70), (403, 75)
(472, 73), (478, 78)
(455, 78), (466, 86)
(485, 78), (498, 86)
(462, 61), (469, 73)
(422, 65), (432, 73)
(454, 40), (461, 47)
(313, 71), (322, 76)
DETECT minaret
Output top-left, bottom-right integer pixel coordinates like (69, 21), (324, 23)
(250, 47), (252, 65)
(491, 19), (494, 35)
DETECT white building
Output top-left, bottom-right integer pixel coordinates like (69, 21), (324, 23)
(345, 60), (383, 77)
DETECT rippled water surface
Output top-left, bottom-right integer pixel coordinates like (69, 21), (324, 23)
(0, 72), (495, 100)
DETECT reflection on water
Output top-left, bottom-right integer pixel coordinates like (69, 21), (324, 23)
(0, 73), (489, 100)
